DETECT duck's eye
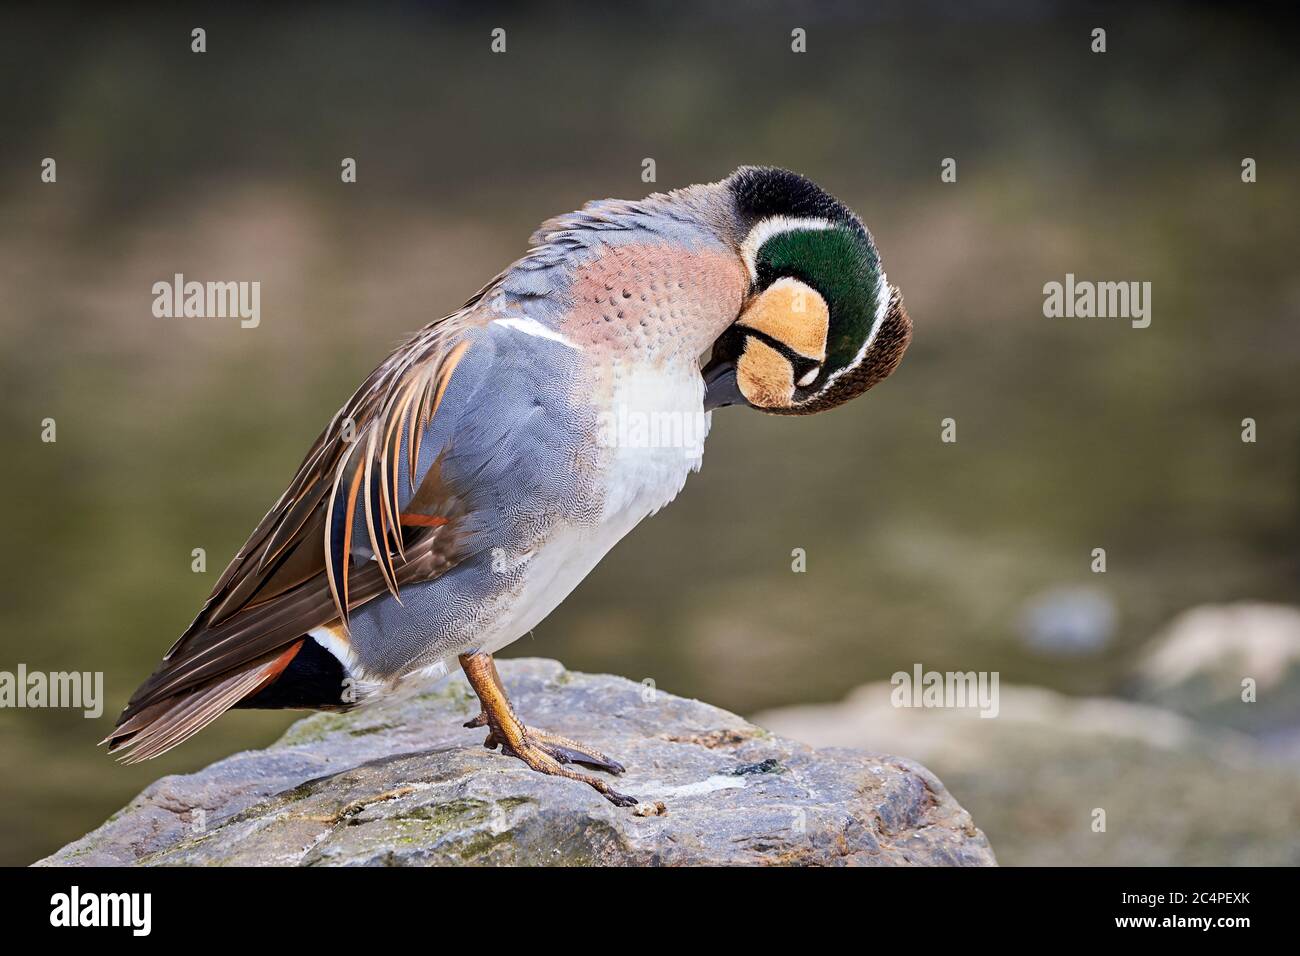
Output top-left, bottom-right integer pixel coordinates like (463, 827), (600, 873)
(796, 366), (820, 388)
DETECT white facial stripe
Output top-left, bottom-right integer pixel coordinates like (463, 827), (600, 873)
(492, 316), (582, 350)
(820, 273), (892, 393)
(739, 215), (837, 281)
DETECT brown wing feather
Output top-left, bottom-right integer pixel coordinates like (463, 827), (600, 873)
(112, 642), (303, 764)
(108, 307), (487, 751)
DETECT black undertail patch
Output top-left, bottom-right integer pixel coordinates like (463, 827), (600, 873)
(235, 634), (351, 710)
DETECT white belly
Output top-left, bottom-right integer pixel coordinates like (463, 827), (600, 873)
(480, 361), (709, 655)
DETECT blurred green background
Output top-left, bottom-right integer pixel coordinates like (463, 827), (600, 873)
(1, 3), (1297, 866)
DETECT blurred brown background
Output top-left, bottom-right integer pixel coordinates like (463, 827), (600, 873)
(1, 2), (1297, 865)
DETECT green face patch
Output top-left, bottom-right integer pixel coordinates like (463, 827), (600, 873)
(754, 225), (882, 379)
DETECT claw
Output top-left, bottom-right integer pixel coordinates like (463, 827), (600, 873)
(531, 732), (625, 774)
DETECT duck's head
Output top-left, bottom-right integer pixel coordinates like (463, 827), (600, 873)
(703, 166), (911, 415)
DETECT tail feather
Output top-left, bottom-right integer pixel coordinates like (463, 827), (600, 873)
(104, 641), (303, 763)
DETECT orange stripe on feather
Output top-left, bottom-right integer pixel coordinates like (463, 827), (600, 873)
(433, 340), (472, 412)
(340, 462), (365, 612)
(248, 639), (306, 696)
(399, 513), (450, 528)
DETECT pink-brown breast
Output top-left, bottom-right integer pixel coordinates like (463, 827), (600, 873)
(558, 242), (748, 366)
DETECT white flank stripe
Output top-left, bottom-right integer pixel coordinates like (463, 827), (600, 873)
(309, 626), (360, 672)
(308, 627), (386, 703)
(492, 316), (582, 350)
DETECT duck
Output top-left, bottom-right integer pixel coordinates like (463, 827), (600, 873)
(105, 166), (912, 806)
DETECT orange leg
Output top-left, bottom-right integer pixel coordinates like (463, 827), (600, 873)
(459, 652), (635, 807)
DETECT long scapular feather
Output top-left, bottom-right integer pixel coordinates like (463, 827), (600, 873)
(323, 438), (364, 627)
(379, 407), (403, 559)
(361, 423), (401, 601)
(406, 370), (428, 492)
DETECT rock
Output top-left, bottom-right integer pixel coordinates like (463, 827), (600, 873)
(1132, 602), (1300, 737)
(755, 681), (1300, 866)
(37, 659), (994, 866)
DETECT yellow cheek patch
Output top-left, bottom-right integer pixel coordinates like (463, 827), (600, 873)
(737, 277), (829, 361)
(737, 338), (796, 408)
